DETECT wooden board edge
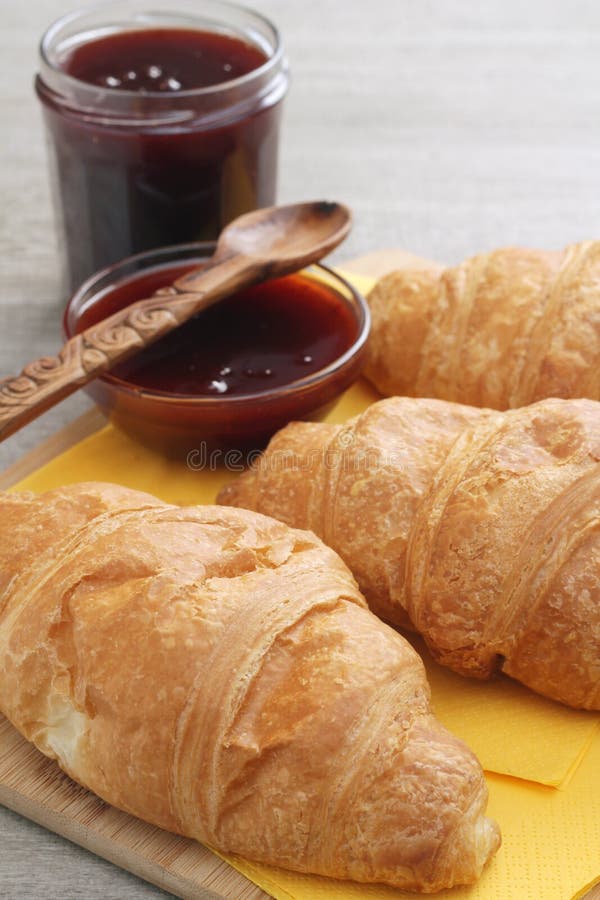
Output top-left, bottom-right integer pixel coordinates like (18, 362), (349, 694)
(0, 784), (210, 900)
(0, 407), (108, 490)
(0, 717), (268, 900)
(0, 403), (274, 898)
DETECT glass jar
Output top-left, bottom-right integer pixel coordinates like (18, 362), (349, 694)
(36, 0), (289, 294)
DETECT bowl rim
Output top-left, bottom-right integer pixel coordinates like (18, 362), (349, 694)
(64, 241), (371, 407)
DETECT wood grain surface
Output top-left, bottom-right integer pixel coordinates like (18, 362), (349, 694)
(0, 719), (263, 900)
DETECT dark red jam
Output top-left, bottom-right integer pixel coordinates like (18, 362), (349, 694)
(75, 264), (359, 396)
(64, 28), (266, 92)
(37, 27), (285, 293)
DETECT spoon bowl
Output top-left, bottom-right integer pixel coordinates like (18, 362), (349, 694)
(173, 200), (351, 293)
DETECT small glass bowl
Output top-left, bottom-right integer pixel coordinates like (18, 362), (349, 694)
(64, 242), (370, 455)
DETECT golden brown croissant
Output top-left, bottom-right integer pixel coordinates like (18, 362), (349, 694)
(364, 242), (600, 408)
(0, 482), (500, 892)
(219, 396), (600, 710)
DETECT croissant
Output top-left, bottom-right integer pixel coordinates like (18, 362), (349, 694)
(0, 482), (500, 892)
(364, 242), (600, 408)
(219, 396), (600, 710)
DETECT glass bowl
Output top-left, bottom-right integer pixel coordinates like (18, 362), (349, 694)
(64, 242), (370, 455)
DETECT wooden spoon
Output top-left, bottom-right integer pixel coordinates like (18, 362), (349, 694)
(0, 201), (351, 442)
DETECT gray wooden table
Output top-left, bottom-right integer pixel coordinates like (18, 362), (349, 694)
(2, 0), (600, 896)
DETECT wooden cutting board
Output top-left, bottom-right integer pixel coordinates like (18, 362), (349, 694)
(0, 250), (404, 900)
(1, 248), (598, 900)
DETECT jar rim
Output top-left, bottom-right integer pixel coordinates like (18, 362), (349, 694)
(38, 0), (286, 102)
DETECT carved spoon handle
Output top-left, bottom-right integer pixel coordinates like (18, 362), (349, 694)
(0, 286), (228, 443)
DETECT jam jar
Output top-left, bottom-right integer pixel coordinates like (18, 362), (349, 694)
(36, 0), (289, 293)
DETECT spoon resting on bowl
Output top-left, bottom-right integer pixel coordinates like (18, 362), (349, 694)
(0, 200), (352, 443)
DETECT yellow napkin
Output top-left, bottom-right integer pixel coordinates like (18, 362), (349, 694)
(13, 380), (598, 791)
(8, 288), (600, 898)
(221, 725), (600, 900)
(12, 379), (380, 506)
(409, 633), (599, 790)
(11, 391), (600, 898)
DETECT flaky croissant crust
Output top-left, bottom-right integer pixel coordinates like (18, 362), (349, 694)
(364, 242), (600, 408)
(0, 483), (499, 892)
(219, 396), (600, 710)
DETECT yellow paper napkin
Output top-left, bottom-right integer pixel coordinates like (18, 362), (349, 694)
(10, 385), (600, 899)
(408, 633), (599, 790)
(12, 380), (598, 791)
(220, 724), (600, 900)
(7, 262), (600, 897)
